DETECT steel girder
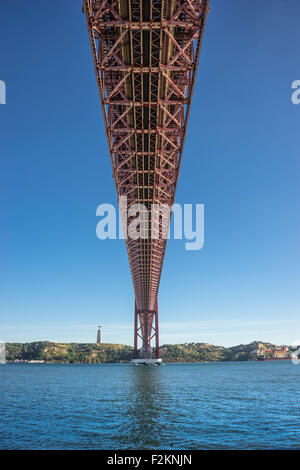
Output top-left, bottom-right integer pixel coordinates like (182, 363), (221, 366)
(83, 0), (209, 358)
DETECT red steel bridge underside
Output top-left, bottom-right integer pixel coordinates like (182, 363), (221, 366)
(83, 0), (209, 359)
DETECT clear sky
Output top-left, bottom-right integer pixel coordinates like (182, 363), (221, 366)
(0, 0), (299, 347)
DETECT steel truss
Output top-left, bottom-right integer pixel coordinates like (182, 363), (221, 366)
(83, 0), (209, 358)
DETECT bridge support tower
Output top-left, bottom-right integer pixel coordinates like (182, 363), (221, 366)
(134, 298), (159, 360)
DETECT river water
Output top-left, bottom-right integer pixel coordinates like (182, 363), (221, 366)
(1, 361), (300, 449)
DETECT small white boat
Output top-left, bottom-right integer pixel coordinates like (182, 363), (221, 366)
(131, 358), (163, 366)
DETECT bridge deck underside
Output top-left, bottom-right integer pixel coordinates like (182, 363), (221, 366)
(84, 0), (209, 329)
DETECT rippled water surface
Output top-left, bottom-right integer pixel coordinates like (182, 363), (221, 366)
(1, 361), (300, 449)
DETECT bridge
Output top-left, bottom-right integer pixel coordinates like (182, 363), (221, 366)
(83, 0), (209, 361)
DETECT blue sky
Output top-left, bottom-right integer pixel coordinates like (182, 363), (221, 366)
(0, 0), (299, 347)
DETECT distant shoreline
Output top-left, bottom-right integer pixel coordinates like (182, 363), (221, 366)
(4, 359), (293, 365)
(4, 340), (297, 364)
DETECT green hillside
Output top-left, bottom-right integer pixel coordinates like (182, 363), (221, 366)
(5, 342), (133, 363)
(5, 340), (282, 363)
